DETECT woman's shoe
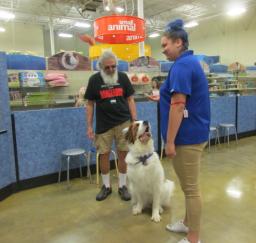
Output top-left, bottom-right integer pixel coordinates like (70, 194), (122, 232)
(177, 238), (201, 243)
(166, 220), (189, 233)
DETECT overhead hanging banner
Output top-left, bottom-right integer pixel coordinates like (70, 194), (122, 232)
(94, 15), (145, 44)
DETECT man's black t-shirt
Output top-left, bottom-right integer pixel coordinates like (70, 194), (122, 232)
(85, 72), (135, 134)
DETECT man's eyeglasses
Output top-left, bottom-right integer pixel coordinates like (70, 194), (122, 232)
(104, 65), (117, 70)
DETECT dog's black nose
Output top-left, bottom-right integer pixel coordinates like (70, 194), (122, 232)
(143, 120), (149, 126)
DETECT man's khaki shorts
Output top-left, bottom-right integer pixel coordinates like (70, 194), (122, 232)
(95, 120), (131, 154)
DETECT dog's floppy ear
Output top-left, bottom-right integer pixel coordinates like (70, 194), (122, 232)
(122, 127), (129, 135)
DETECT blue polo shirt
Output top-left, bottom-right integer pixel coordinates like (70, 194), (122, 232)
(160, 50), (210, 145)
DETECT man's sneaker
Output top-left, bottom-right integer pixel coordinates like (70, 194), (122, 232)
(166, 220), (189, 233)
(96, 185), (112, 201)
(118, 186), (131, 201)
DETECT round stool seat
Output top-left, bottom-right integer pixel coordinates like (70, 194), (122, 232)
(218, 123), (238, 145)
(210, 126), (217, 131)
(62, 148), (85, 156)
(58, 148), (92, 187)
(219, 123), (235, 128)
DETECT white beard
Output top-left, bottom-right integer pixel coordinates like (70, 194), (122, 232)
(100, 70), (118, 85)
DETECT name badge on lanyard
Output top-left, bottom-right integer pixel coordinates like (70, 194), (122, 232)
(183, 108), (189, 118)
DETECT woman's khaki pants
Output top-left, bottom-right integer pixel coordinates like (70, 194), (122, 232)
(172, 142), (206, 232)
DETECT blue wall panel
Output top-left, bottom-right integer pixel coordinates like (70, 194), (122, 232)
(13, 101), (158, 180)
(136, 101), (158, 150)
(0, 52), (16, 189)
(210, 96), (236, 136)
(237, 96), (256, 133)
(14, 108), (90, 180)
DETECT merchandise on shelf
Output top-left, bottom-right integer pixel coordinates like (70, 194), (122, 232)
(19, 71), (45, 87)
(8, 73), (20, 88)
(45, 73), (69, 87)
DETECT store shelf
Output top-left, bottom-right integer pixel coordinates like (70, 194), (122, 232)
(207, 76), (232, 80)
(237, 76), (256, 81)
(208, 73), (256, 96)
(131, 83), (151, 86)
(210, 88), (256, 92)
(208, 83), (222, 86)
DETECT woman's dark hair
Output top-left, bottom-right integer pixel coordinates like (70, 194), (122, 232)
(163, 19), (189, 50)
(152, 78), (160, 89)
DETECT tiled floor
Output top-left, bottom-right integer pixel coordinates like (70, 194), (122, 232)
(0, 136), (256, 243)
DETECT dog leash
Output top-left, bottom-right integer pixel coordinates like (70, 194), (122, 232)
(135, 153), (154, 166)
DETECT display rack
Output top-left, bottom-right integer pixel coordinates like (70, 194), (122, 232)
(207, 73), (256, 96)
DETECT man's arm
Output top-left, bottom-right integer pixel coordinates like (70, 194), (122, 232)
(86, 100), (95, 139)
(127, 96), (137, 121)
(166, 93), (186, 158)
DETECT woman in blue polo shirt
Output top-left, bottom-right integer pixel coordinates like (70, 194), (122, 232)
(160, 19), (210, 243)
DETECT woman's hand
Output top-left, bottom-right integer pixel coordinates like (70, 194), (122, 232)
(165, 142), (176, 158)
(87, 126), (94, 140)
(144, 93), (160, 102)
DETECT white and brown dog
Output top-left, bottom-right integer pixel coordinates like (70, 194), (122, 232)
(123, 120), (174, 222)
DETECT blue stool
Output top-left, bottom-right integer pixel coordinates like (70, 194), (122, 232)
(219, 123), (238, 145)
(58, 148), (92, 187)
(208, 126), (220, 151)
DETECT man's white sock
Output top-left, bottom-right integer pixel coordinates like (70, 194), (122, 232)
(118, 173), (127, 188)
(101, 173), (110, 188)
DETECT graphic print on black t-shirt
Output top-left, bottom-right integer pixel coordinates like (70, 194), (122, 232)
(99, 85), (123, 99)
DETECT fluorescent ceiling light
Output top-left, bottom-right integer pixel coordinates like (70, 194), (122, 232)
(226, 187), (242, 199)
(74, 22), (91, 28)
(0, 27), (6, 32)
(227, 7), (246, 16)
(184, 21), (199, 28)
(58, 33), (73, 38)
(105, 6), (111, 11)
(148, 32), (160, 38)
(0, 10), (15, 20)
(115, 7), (124, 13)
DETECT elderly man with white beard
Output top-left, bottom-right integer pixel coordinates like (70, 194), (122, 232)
(85, 51), (137, 201)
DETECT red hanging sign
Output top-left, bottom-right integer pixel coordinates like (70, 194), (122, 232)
(94, 15), (145, 44)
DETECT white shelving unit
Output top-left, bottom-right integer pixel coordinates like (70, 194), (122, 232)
(207, 73), (256, 96)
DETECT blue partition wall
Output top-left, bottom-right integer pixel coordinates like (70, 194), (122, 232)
(13, 107), (90, 180)
(136, 101), (158, 149)
(13, 101), (158, 181)
(0, 52), (16, 189)
(237, 95), (256, 133)
(210, 96), (236, 137)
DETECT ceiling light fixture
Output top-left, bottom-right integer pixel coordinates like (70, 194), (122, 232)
(0, 10), (15, 20)
(74, 22), (91, 28)
(105, 6), (111, 11)
(148, 32), (160, 38)
(226, 187), (242, 199)
(0, 27), (6, 32)
(227, 6), (246, 16)
(115, 7), (124, 13)
(58, 33), (73, 38)
(184, 21), (199, 28)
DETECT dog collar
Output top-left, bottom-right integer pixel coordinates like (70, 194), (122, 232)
(135, 153), (153, 166)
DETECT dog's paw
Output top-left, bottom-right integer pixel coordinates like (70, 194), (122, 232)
(151, 213), (161, 222)
(132, 205), (142, 215)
